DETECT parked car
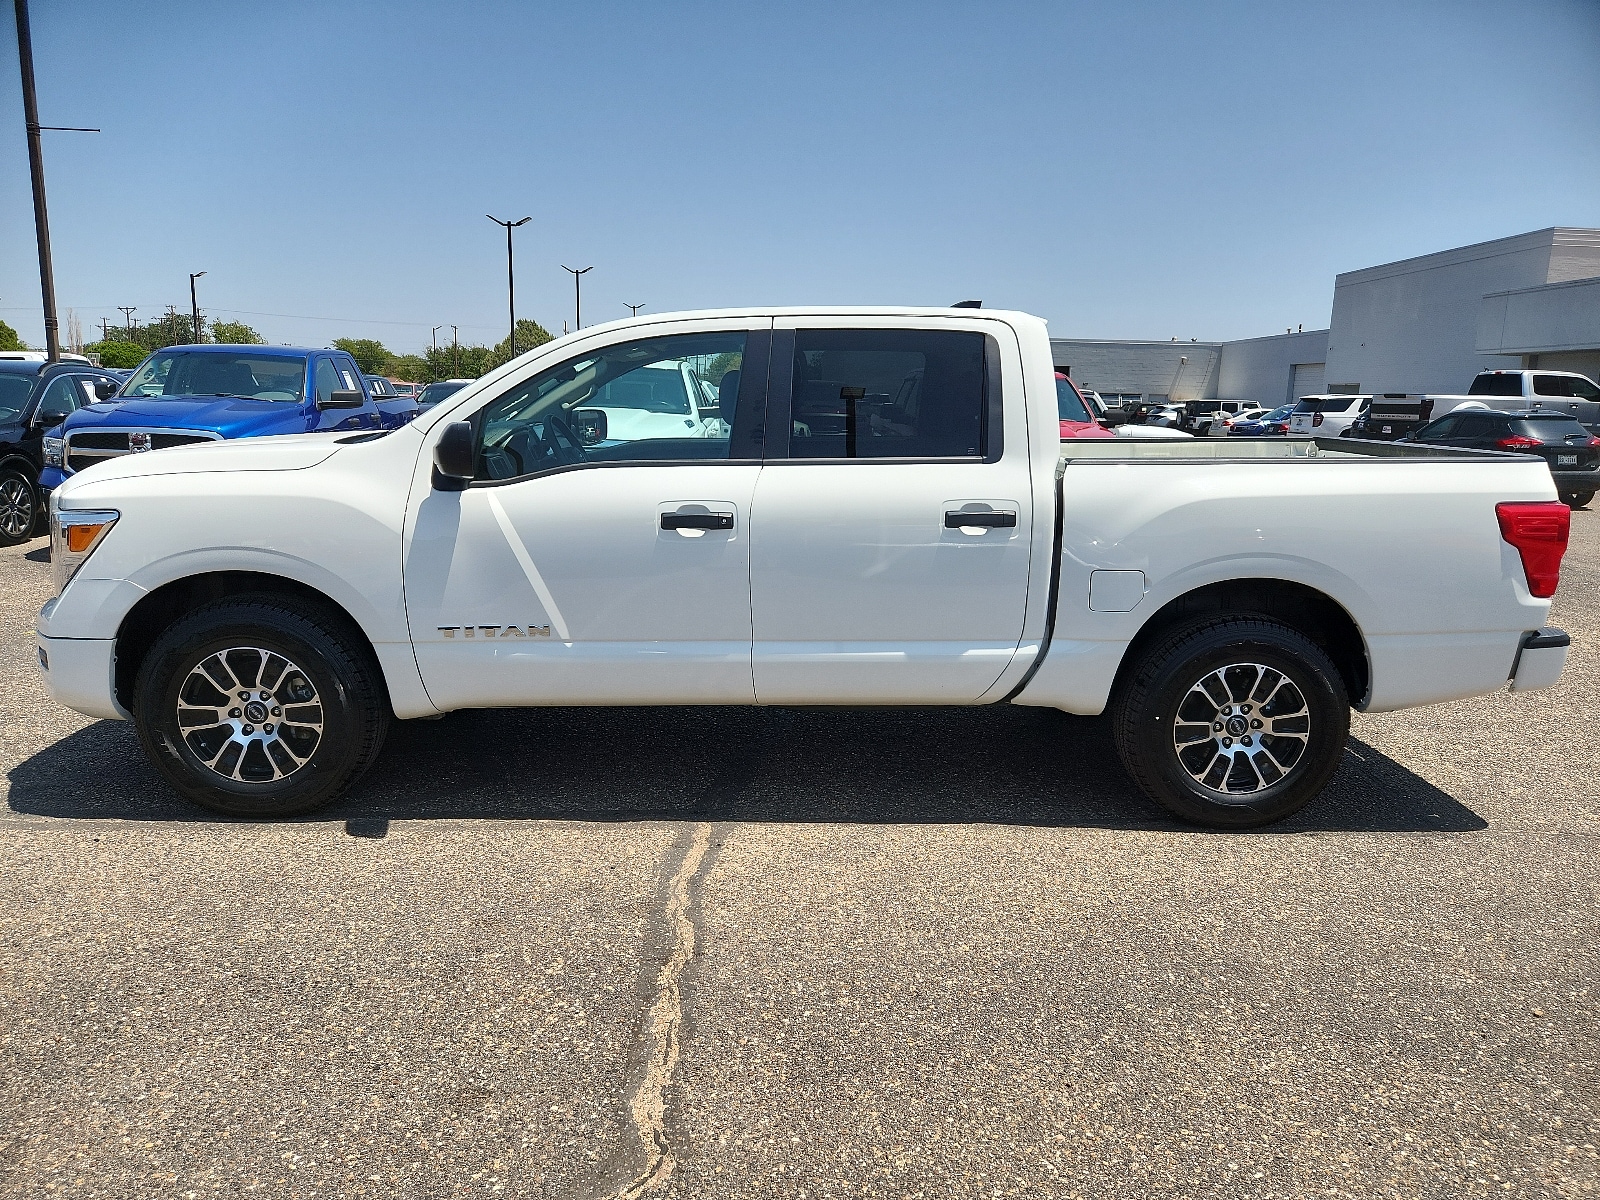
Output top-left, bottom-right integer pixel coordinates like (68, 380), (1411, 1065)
(37, 307), (1571, 831)
(1423, 370), (1600, 433)
(388, 380), (419, 399)
(1227, 404), (1293, 437)
(1402, 408), (1599, 507)
(1056, 373), (1114, 440)
(0, 359), (122, 544)
(1211, 406), (1270, 437)
(38, 345), (386, 500)
(1146, 405), (1184, 428)
(364, 374), (421, 430)
(1342, 397), (1436, 442)
(1287, 394), (1372, 437)
(415, 379), (474, 410)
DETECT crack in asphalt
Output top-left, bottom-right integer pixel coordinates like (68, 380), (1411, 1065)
(610, 820), (713, 1198)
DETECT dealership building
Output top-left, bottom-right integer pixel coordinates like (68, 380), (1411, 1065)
(1053, 227), (1600, 409)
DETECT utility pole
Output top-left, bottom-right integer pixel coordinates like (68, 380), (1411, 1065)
(117, 305), (136, 332)
(451, 325), (459, 377)
(562, 265), (593, 330)
(431, 325), (442, 353)
(486, 214), (531, 355)
(14, 0), (98, 361)
(625, 302), (644, 316)
(189, 272), (205, 343)
(99, 316), (110, 340)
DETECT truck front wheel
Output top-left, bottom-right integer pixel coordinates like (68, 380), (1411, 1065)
(133, 596), (390, 818)
(1111, 617), (1349, 828)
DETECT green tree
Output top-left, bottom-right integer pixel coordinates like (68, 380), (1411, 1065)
(487, 319), (554, 370)
(0, 320), (26, 352)
(387, 354), (427, 382)
(126, 313), (198, 350)
(209, 319), (264, 344)
(87, 341), (148, 368)
(420, 342), (491, 383)
(333, 338), (392, 375)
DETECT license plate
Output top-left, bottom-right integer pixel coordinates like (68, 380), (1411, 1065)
(1290, 417), (1311, 432)
(1558, 454), (1578, 466)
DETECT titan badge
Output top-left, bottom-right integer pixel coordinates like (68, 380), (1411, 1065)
(438, 626), (553, 639)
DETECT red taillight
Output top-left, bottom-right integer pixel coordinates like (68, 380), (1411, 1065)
(1590, 436), (1600, 447)
(1496, 501), (1570, 598)
(1311, 412), (1324, 427)
(1497, 434), (1541, 449)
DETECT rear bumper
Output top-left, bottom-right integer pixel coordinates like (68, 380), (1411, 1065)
(36, 635), (129, 721)
(1509, 627), (1569, 693)
(1550, 470), (1598, 492)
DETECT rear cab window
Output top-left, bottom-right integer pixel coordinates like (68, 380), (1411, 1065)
(1469, 374), (1525, 398)
(781, 328), (994, 460)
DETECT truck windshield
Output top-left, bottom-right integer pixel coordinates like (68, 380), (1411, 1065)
(1055, 376), (1091, 422)
(0, 374), (34, 422)
(123, 351), (307, 402)
(1468, 374), (1523, 397)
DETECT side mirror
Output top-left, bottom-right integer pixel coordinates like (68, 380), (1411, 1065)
(94, 380), (118, 400)
(317, 389), (365, 410)
(572, 408), (607, 446)
(35, 407), (72, 429)
(432, 421), (475, 491)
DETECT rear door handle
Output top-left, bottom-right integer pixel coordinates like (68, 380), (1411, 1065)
(944, 511), (1016, 529)
(662, 512), (734, 530)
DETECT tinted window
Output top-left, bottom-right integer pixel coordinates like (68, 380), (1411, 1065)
(417, 381), (468, 409)
(125, 351), (306, 402)
(313, 358), (343, 405)
(1534, 374), (1600, 400)
(1511, 416), (1590, 440)
(473, 331), (749, 481)
(0, 373), (34, 422)
(787, 329), (987, 459)
(1055, 376), (1091, 422)
(35, 375), (81, 423)
(1469, 374), (1523, 397)
(1418, 415), (1461, 439)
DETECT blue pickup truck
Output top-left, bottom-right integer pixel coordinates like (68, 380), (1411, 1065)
(39, 344), (417, 497)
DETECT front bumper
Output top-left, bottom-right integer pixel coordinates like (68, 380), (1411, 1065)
(36, 634), (129, 720)
(37, 465), (68, 495)
(1509, 627), (1569, 693)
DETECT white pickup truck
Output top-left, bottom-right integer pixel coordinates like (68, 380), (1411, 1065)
(1428, 369), (1600, 429)
(37, 308), (1573, 828)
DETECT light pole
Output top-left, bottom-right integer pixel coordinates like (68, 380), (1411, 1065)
(431, 325), (442, 353)
(562, 265), (593, 330)
(14, 0), (99, 361)
(487, 215), (531, 355)
(451, 325), (459, 377)
(189, 271), (206, 343)
(625, 302), (644, 317)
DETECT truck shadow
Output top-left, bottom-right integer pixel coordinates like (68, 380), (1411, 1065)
(7, 705), (1484, 834)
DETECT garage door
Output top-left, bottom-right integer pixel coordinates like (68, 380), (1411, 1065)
(1290, 362), (1325, 403)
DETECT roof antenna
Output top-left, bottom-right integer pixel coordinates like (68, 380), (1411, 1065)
(951, 299), (982, 309)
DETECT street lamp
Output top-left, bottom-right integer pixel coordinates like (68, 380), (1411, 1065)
(562, 265), (593, 330)
(625, 302), (645, 317)
(431, 325), (442, 353)
(189, 272), (206, 343)
(487, 215), (531, 356)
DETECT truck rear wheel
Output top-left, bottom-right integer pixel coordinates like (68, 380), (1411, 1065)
(133, 596), (389, 818)
(1111, 616), (1349, 828)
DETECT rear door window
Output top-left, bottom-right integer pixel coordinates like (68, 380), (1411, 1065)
(1535, 374), (1600, 400)
(784, 328), (989, 459)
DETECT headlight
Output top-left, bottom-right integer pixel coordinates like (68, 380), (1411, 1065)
(50, 502), (119, 595)
(43, 436), (63, 468)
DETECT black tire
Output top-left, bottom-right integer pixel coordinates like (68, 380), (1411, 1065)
(1111, 616), (1349, 828)
(133, 595), (390, 818)
(1560, 490), (1593, 510)
(0, 466), (37, 547)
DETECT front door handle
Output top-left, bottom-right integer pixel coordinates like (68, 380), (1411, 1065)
(944, 510), (1016, 529)
(662, 512), (734, 530)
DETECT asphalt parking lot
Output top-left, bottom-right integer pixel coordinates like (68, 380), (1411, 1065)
(2, 517), (1596, 1200)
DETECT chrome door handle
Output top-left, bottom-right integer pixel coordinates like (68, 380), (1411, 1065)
(662, 512), (734, 530)
(944, 511), (1016, 529)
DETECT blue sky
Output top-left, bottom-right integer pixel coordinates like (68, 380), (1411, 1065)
(2, 0), (1597, 352)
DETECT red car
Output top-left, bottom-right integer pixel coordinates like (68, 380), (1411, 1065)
(1057, 373), (1115, 439)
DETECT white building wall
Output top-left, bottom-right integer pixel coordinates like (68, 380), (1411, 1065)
(1324, 228), (1600, 395)
(1477, 276), (1600, 385)
(1049, 340), (1221, 401)
(1215, 329), (1330, 407)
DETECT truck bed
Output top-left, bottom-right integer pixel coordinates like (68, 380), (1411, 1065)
(1058, 436), (1518, 464)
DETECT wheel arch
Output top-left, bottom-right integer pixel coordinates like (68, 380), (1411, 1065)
(114, 570), (390, 716)
(1112, 577), (1370, 709)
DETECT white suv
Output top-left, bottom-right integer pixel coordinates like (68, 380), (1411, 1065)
(1288, 394), (1372, 437)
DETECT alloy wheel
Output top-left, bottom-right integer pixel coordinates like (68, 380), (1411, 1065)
(1172, 662), (1311, 796)
(176, 646), (324, 783)
(0, 476), (33, 540)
